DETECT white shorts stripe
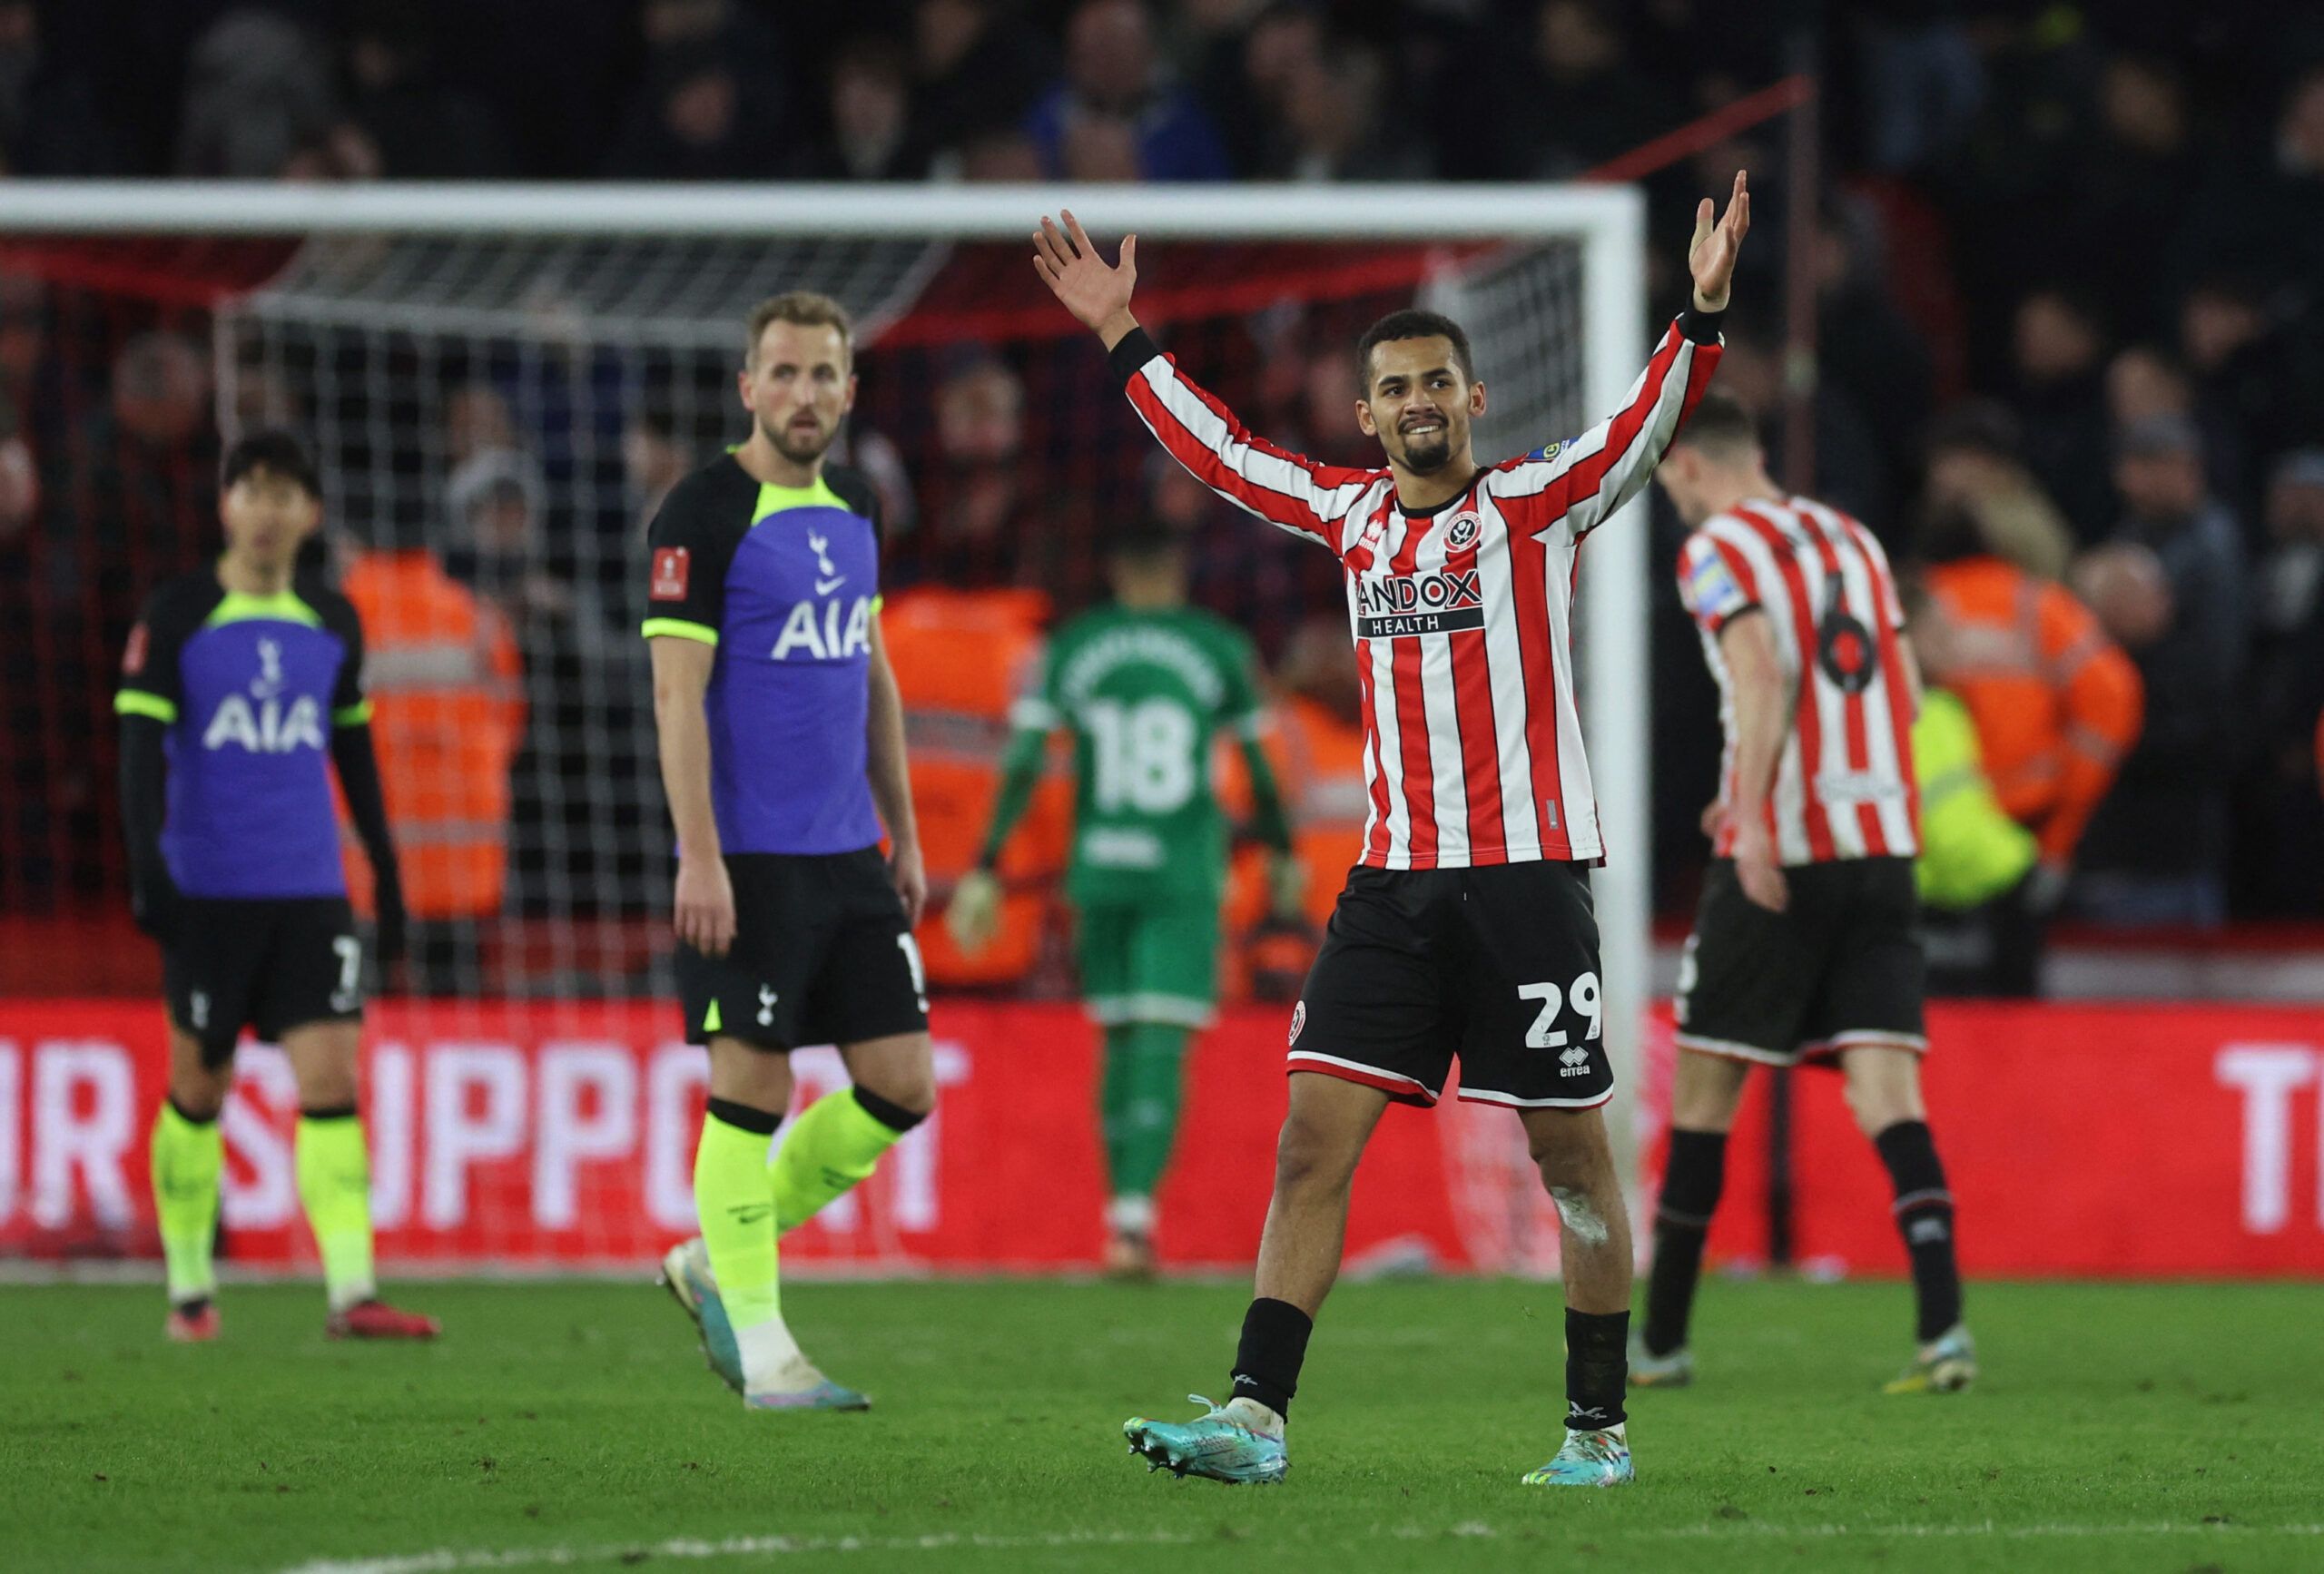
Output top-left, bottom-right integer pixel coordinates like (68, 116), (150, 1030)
(1286, 1049), (1442, 1102)
(1671, 1030), (1796, 1066)
(1454, 1085), (1616, 1110)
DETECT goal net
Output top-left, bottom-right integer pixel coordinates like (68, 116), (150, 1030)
(1, 185), (1649, 1277)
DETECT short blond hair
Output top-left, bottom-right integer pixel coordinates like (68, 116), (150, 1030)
(745, 291), (853, 367)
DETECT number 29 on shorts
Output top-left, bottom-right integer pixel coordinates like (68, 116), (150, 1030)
(1519, 971), (1602, 1048)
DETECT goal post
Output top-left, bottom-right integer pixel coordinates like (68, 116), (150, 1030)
(2, 181), (1657, 1262)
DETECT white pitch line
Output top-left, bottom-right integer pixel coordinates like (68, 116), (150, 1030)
(278, 1530), (1205, 1574)
(280, 1520), (2324, 1574)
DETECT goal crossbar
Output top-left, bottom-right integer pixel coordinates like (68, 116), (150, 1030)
(6, 178), (1656, 1190)
(0, 180), (1639, 241)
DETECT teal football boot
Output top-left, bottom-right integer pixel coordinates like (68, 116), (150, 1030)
(659, 1236), (743, 1393)
(1883, 1323), (1977, 1394)
(661, 1237), (871, 1411)
(744, 1372), (872, 1412)
(1521, 1427), (1635, 1487)
(1124, 1397), (1288, 1484)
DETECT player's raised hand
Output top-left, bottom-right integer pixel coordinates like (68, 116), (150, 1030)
(674, 854), (736, 959)
(1033, 210), (1139, 346)
(1689, 170), (1750, 313)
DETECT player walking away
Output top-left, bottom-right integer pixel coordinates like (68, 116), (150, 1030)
(117, 430), (436, 1343)
(947, 523), (1300, 1278)
(645, 292), (935, 1412)
(1646, 393), (1974, 1395)
(1032, 174), (1748, 1488)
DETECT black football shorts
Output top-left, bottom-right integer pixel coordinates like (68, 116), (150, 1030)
(163, 896), (365, 1066)
(1674, 855), (1926, 1067)
(1287, 861), (1613, 1109)
(676, 849), (930, 1051)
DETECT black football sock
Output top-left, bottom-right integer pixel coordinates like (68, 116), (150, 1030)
(1642, 1128), (1727, 1356)
(1229, 1297), (1312, 1422)
(1565, 1308), (1630, 1431)
(1874, 1119), (1964, 1342)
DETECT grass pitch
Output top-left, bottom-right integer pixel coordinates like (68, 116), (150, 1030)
(2, 1276), (2318, 1573)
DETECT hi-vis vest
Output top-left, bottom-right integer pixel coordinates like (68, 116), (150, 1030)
(883, 586), (1068, 986)
(1220, 692), (1368, 996)
(339, 550), (525, 920)
(1277, 694), (1369, 926)
(1925, 556), (2142, 865)
(1913, 688), (2038, 911)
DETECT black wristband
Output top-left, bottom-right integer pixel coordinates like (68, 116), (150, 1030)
(1679, 306), (1727, 346)
(1107, 327), (1162, 387)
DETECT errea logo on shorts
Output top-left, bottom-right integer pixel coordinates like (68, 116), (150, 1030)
(1560, 1046), (1590, 1077)
(1288, 1000), (1306, 1047)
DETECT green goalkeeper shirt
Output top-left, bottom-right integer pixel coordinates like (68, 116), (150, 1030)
(985, 605), (1283, 907)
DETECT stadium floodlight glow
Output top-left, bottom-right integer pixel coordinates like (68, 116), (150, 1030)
(1, 180), (1654, 1256)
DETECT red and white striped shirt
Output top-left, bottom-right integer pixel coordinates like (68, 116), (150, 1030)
(1676, 496), (1920, 864)
(1113, 315), (1721, 870)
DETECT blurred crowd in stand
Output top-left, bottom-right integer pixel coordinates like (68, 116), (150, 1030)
(2, 1), (2320, 999)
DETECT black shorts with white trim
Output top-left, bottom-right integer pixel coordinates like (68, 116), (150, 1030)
(1674, 855), (1926, 1067)
(1288, 861), (1612, 1109)
(675, 849), (930, 1052)
(163, 896), (364, 1067)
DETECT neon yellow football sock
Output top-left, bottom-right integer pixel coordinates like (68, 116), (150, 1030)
(771, 1087), (918, 1234)
(695, 1102), (783, 1330)
(151, 1101), (222, 1305)
(295, 1113), (377, 1313)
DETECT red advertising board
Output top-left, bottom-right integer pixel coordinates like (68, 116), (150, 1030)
(3, 998), (2321, 1277)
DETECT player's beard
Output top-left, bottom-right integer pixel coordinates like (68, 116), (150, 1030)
(1397, 423), (1455, 475)
(765, 413), (835, 467)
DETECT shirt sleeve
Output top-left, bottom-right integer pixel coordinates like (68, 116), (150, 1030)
(641, 476), (733, 645)
(1677, 531), (1758, 636)
(1486, 310), (1724, 540)
(1109, 327), (1378, 555)
(114, 585), (193, 724)
(320, 590), (373, 726)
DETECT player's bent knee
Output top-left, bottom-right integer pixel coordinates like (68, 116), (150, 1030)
(1522, 1106), (1612, 1170)
(841, 1032), (936, 1117)
(1669, 1049), (1751, 1131)
(1846, 1086), (1923, 1136)
(1272, 1112), (1366, 1194)
(1840, 1046), (1925, 1134)
(281, 1023), (364, 1110)
(290, 1059), (359, 1110)
(168, 1076), (228, 1122)
(166, 1036), (231, 1118)
(707, 1037), (795, 1109)
(855, 1070), (937, 1119)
